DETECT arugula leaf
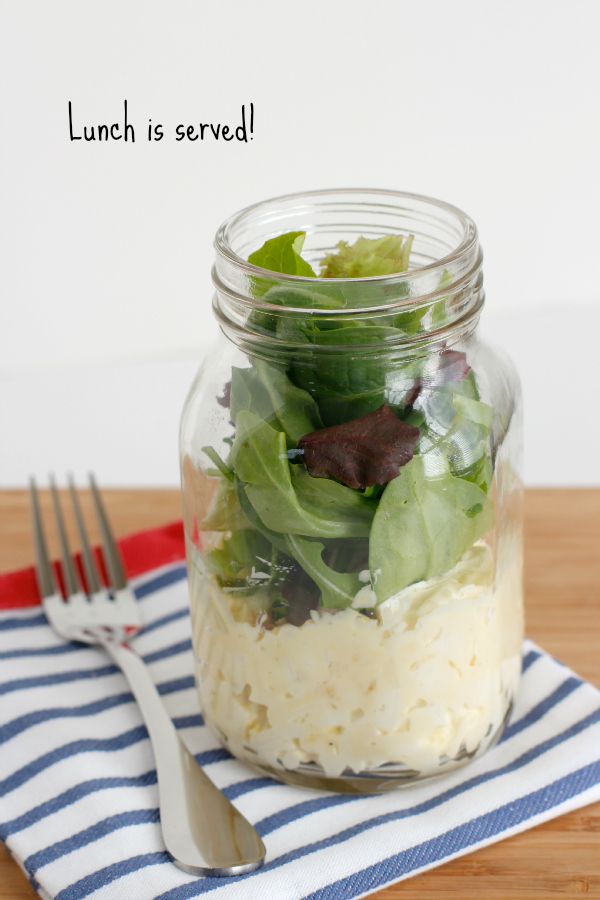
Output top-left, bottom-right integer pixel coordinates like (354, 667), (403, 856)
(233, 475), (290, 554)
(319, 536), (370, 574)
(270, 566), (321, 625)
(284, 534), (362, 608)
(228, 479), (346, 620)
(369, 455), (494, 602)
(230, 360), (322, 446)
(230, 411), (377, 538)
(234, 476), (372, 587)
(201, 446), (234, 481)
(320, 234), (414, 278)
(249, 231), (316, 281)
(204, 528), (273, 590)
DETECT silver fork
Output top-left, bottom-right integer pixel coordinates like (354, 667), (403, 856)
(30, 475), (265, 877)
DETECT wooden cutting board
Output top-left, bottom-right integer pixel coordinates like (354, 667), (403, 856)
(1, 488), (599, 899)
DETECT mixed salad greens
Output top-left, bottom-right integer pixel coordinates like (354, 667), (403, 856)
(200, 231), (494, 625)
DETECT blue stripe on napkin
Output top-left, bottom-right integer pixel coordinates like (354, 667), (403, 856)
(1, 772), (159, 837)
(1, 561), (599, 900)
(296, 760), (600, 900)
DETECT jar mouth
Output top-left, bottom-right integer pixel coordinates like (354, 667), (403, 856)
(215, 188), (478, 304)
(212, 188), (484, 349)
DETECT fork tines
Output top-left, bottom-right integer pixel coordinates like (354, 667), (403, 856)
(29, 475), (124, 603)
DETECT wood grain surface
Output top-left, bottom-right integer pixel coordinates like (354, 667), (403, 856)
(0, 487), (599, 899)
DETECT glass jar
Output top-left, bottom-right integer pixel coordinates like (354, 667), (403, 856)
(180, 189), (523, 793)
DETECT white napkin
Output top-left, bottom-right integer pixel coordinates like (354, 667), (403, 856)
(1, 560), (599, 900)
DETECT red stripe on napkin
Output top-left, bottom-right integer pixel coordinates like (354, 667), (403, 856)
(0, 520), (186, 610)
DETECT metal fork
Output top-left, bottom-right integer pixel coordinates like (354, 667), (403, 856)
(30, 475), (265, 877)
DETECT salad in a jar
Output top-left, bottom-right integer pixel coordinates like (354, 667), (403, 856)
(182, 217), (523, 791)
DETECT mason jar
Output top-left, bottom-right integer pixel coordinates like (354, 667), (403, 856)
(180, 189), (524, 793)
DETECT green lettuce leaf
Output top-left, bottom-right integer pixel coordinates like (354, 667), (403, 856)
(320, 234), (413, 278)
(411, 371), (494, 492)
(369, 455), (494, 602)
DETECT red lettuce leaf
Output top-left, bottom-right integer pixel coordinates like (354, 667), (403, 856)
(217, 382), (232, 409)
(439, 348), (471, 382)
(298, 403), (420, 490)
(405, 348), (470, 407)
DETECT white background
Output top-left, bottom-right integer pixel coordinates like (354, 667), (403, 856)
(1, 0), (599, 486)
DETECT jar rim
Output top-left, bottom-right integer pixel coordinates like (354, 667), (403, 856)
(213, 188), (484, 349)
(215, 187), (478, 291)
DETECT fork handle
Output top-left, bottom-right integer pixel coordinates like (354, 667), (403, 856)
(105, 641), (265, 876)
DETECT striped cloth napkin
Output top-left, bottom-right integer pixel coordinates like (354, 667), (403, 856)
(1, 522), (599, 900)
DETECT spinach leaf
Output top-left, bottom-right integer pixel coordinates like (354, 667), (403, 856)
(261, 285), (346, 309)
(284, 534), (361, 608)
(292, 466), (378, 533)
(230, 360), (322, 446)
(369, 455), (494, 602)
(289, 323), (408, 426)
(249, 285), (347, 337)
(230, 411), (377, 538)
(296, 323), (405, 347)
